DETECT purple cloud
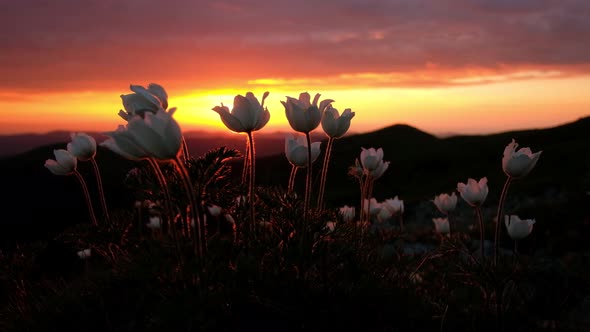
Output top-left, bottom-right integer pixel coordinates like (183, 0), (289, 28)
(1, 0), (589, 91)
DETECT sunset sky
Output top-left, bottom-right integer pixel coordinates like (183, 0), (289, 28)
(1, 0), (589, 136)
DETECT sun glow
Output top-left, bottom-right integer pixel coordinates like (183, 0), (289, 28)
(0, 75), (589, 136)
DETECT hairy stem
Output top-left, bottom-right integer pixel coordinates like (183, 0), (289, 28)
(475, 206), (485, 259)
(247, 131), (256, 239)
(73, 170), (98, 226)
(90, 158), (110, 222)
(148, 158), (184, 266)
(494, 176), (513, 266)
(242, 137), (250, 185)
(288, 165), (298, 194)
(317, 137), (334, 209)
(304, 132), (313, 224)
(173, 157), (205, 259)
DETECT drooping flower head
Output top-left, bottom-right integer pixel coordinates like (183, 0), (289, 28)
(457, 177), (489, 207)
(321, 106), (355, 138)
(67, 133), (97, 161)
(212, 92), (270, 133)
(433, 192), (458, 214)
(45, 149), (78, 176)
(125, 108), (183, 160)
(101, 125), (149, 161)
(284, 133), (321, 167)
(282, 92), (334, 133)
(504, 215), (535, 240)
(119, 83), (168, 121)
(502, 139), (542, 179)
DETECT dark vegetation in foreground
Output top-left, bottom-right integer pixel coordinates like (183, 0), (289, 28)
(1, 118), (590, 330)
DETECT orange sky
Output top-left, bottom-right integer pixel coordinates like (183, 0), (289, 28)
(1, 1), (589, 136)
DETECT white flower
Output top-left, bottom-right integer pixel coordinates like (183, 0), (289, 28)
(376, 207), (393, 223)
(359, 147), (384, 172)
(284, 133), (321, 167)
(44, 149), (77, 176)
(502, 139), (542, 179)
(321, 106), (355, 138)
(282, 92), (334, 133)
(208, 204), (222, 217)
(383, 196), (404, 215)
(119, 83), (168, 120)
(362, 198), (382, 217)
(67, 133), (97, 161)
(457, 177), (489, 207)
(339, 205), (355, 223)
(126, 108), (182, 160)
(504, 215), (535, 240)
(101, 125), (149, 160)
(432, 217), (450, 234)
(77, 248), (91, 259)
(370, 160), (390, 180)
(147, 216), (162, 230)
(212, 92), (270, 133)
(325, 221), (336, 233)
(433, 192), (458, 214)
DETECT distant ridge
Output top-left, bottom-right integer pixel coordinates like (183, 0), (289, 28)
(1, 116), (590, 247)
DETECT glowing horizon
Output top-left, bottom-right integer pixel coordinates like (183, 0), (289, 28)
(1, 74), (589, 137)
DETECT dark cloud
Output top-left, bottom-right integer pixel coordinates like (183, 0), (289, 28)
(1, 0), (589, 91)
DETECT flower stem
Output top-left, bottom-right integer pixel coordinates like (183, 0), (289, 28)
(90, 157), (110, 223)
(148, 158), (184, 267)
(304, 132), (313, 224)
(475, 206), (485, 259)
(317, 137), (334, 209)
(181, 136), (190, 164)
(73, 170), (98, 226)
(494, 176), (513, 266)
(242, 138), (250, 185)
(173, 157), (205, 259)
(247, 131), (256, 239)
(288, 165), (298, 193)
(359, 175), (366, 226)
(447, 212), (455, 235)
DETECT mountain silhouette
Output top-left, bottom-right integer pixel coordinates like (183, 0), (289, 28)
(1, 117), (589, 249)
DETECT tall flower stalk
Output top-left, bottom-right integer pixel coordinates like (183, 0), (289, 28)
(147, 158), (185, 264)
(282, 92), (334, 223)
(287, 165), (298, 193)
(173, 156), (205, 258)
(317, 137), (334, 208)
(212, 91), (270, 239)
(457, 177), (489, 259)
(73, 170), (99, 226)
(317, 106), (355, 209)
(494, 139), (541, 265)
(475, 206), (485, 258)
(247, 131), (256, 236)
(45, 149), (98, 226)
(68, 133), (110, 222)
(89, 158), (109, 222)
